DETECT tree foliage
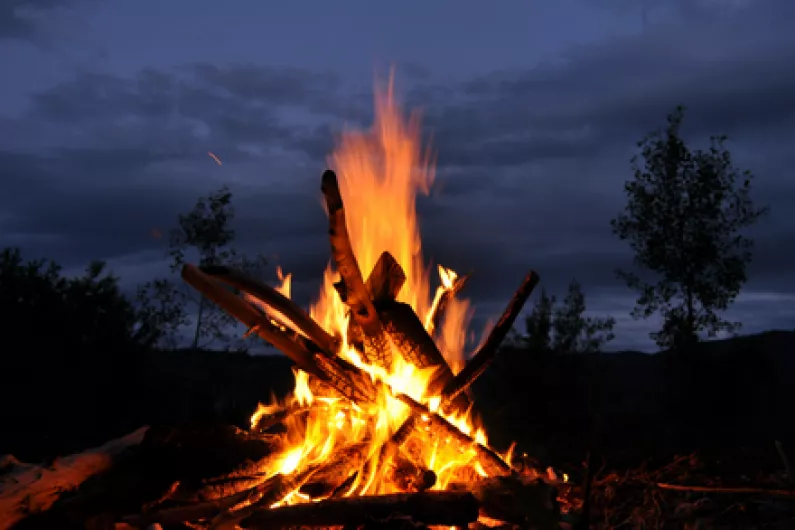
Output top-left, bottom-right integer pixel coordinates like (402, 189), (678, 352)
(164, 185), (267, 350)
(611, 106), (768, 351)
(0, 247), (157, 362)
(523, 279), (615, 354)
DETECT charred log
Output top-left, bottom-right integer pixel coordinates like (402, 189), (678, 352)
(366, 251), (407, 301)
(321, 169), (393, 369)
(377, 300), (470, 412)
(240, 491), (480, 529)
(181, 264), (324, 378)
(396, 394), (511, 477)
(199, 264), (338, 355)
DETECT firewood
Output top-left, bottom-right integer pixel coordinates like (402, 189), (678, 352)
(366, 251), (406, 301)
(240, 491), (480, 529)
(199, 264), (339, 355)
(449, 475), (559, 529)
(299, 442), (370, 499)
(0, 427), (148, 529)
(181, 264), (324, 378)
(441, 270), (539, 408)
(389, 455), (437, 493)
(321, 169), (393, 369)
(396, 394), (511, 477)
(377, 300), (470, 412)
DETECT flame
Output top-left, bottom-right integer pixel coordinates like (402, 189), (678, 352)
(248, 74), (505, 503)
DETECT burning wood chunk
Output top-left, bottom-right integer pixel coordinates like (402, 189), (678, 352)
(366, 251), (407, 301)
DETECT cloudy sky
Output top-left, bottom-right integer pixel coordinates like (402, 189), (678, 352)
(2, 0), (793, 351)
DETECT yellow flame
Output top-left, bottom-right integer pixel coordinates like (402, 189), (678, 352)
(248, 74), (508, 502)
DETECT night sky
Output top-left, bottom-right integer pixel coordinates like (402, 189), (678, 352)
(2, 0), (793, 351)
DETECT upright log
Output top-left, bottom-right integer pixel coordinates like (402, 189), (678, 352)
(321, 169), (393, 369)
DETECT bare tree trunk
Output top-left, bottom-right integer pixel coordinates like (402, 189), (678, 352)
(192, 295), (206, 349)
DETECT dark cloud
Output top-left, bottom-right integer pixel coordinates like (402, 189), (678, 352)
(0, 0), (95, 41)
(2, 0), (794, 350)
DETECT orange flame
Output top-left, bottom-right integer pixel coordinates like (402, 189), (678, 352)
(249, 74), (503, 502)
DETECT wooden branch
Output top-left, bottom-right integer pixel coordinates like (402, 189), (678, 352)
(377, 300), (469, 411)
(181, 264), (324, 378)
(427, 272), (471, 336)
(240, 491), (480, 529)
(396, 393), (511, 477)
(656, 483), (795, 497)
(450, 475), (559, 528)
(366, 251), (406, 301)
(321, 169), (393, 369)
(0, 427), (148, 529)
(199, 264), (338, 355)
(299, 442), (370, 499)
(389, 455), (437, 492)
(441, 270), (539, 406)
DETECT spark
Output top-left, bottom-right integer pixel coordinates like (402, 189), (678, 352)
(208, 151), (222, 166)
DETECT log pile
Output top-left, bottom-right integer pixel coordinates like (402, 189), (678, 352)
(1, 169), (554, 529)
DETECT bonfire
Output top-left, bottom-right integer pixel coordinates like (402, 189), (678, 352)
(0, 78), (561, 530)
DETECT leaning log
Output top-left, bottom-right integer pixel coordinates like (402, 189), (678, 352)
(366, 251), (406, 301)
(396, 393), (511, 477)
(199, 264), (338, 355)
(0, 427), (148, 529)
(321, 169), (393, 369)
(442, 270), (539, 407)
(241, 491), (480, 529)
(181, 264), (324, 378)
(377, 300), (470, 412)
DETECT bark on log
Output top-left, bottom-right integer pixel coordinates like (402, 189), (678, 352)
(199, 264), (338, 355)
(240, 491), (480, 529)
(377, 300), (470, 412)
(181, 264), (324, 378)
(441, 270), (539, 408)
(321, 169), (393, 369)
(299, 442), (370, 499)
(396, 394), (511, 477)
(0, 427), (148, 529)
(449, 475), (559, 529)
(366, 251), (406, 301)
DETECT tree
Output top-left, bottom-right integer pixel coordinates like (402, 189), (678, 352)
(551, 279), (616, 353)
(523, 280), (615, 354)
(610, 106), (768, 351)
(166, 185), (267, 350)
(524, 289), (555, 353)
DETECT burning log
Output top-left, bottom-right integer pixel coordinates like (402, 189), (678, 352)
(441, 270), (540, 407)
(199, 264), (338, 355)
(396, 393), (511, 477)
(0, 427), (148, 529)
(366, 250), (407, 301)
(299, 442), (370, 499)
(377, 300), (471, 411)
(181, 264), (323, 377)
(322, 169), (393, 369)
(240, 491), (480, 529)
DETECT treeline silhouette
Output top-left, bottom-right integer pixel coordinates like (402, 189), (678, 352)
(2, 106), (789, 466)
